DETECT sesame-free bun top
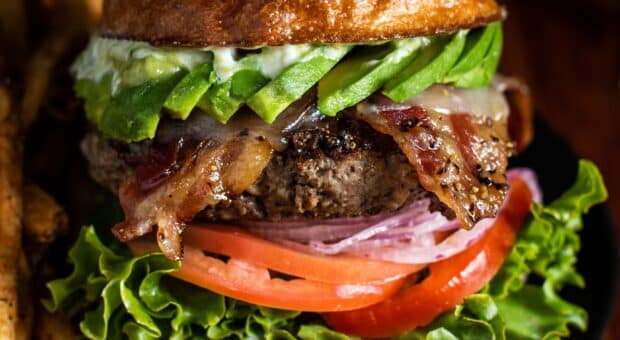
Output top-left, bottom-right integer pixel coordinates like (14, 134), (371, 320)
(98, 0), (504, 47)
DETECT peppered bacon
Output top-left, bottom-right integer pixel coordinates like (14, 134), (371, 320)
(352, 100), (512, 228)
(113, 135), (273, 260)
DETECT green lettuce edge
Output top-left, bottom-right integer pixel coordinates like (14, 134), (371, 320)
(44, 160), (607, 339)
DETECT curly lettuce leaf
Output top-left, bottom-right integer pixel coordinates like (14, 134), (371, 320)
(44, 226), (351, 339)
(45, 160), (607, 340)
(397, 294), (506, 340)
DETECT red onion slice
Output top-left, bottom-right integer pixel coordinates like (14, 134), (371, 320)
(308, 210), (455, 255)
(344, 218), (494, 263)
(341, 168), (541, 264)
(242, 168), (540, 265)
(242, 199), (432, 243)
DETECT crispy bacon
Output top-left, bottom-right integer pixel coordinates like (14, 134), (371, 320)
(352, 101), (512, 228)
(113, 135), (273, 260)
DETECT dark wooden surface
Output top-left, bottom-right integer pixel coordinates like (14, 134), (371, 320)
(501, 1), (619, 338)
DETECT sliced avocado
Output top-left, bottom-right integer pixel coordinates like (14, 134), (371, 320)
(164, 61), (216, 119)
(74, 74), (113, 126)
(197, 81), (241, 123)
(197, 69), (269, 123)
(230, 69), (269, 98)
(448, 23), (503, 88)
(100, 72), (185, 142)
(383, 30), (468, 103)
(247, 45), (352, 124)
(317, 38), (426, 116)
(443, 23), (498, 85)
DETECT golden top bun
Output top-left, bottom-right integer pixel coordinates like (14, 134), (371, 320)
(98, 0), (504, 47)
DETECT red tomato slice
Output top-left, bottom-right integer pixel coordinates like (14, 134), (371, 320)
(182, 225), (424, 284)
(323, 177), (533, 338)
(129, 240), (407, 312)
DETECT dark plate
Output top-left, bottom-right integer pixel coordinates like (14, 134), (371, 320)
(511, 117), (619, 340)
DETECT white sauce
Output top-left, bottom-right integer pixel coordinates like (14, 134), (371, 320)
(255, 45), (313, 78)
(407, 84), (509, 122)
(73, 36), (316, 94)
(384, 37), (429, 64)
(358, 81), (510, 122)
(72, 37), (211, 94)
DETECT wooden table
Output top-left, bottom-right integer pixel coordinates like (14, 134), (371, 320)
(501, 1), (619, 338)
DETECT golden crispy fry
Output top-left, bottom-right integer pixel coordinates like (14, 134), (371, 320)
(20, 33), (74, 133)
(15, 251), (32, 340)
(21, 0), (103, 131)
(23, 183), (68, 244)
(0, 86), (23, 340)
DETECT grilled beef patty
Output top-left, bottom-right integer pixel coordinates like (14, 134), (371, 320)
(81, 118), (440, 220)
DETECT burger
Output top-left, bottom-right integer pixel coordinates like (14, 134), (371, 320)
(44, 0), (608, 339)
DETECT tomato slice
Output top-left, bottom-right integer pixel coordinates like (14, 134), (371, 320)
(323, 177), (533, 338)
(129, 240), (407, 312)
(182, 225), (424, 284)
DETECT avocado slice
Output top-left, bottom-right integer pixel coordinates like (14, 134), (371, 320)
(444, 23), (500, 87)
(100, 72), (185, 142)
(383, 30), (468, 103)
(197, 69), (269, 123)
(163, 61), (216, 119)
(74, 74), (113, 126)
(317, 38), (426, 116)
(448, 23), (503, 88)
(247, 45), (352, 124)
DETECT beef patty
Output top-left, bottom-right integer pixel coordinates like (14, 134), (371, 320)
(82, 118), (437, 220)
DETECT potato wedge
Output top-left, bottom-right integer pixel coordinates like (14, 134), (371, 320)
(0, 86), (23, 340)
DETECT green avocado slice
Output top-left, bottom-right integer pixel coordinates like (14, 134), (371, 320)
(197, 69), (269, 123)
(448, 23), (503, 88)
(163, 61), (216, 119)
(74, 74), (113, 126)
(317, 38), (426, 116)
(443, 24), (497, 84)
(100, 72), (185, 142)
(383, 30), (468, 103)
(247, 45), (352, 124)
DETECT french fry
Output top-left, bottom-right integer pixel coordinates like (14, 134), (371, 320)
(20, 0), (103, 132)
(23, 183), (68, 244)
(0, 86), (23, 339)
(20, 32), (74, 133)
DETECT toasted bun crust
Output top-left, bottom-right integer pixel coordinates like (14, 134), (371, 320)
(99, 0), (504, 47)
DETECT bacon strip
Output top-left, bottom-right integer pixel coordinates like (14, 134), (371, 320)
(352, 102), (511, 228)
(113, 135), (273, 260)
